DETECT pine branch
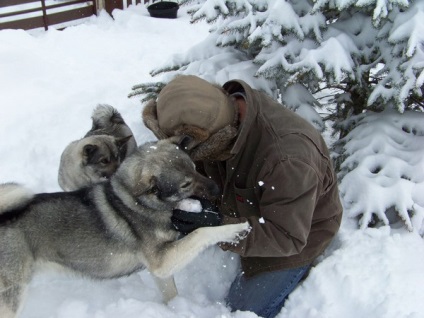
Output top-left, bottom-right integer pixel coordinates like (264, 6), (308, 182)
(128, 81), (166, 102)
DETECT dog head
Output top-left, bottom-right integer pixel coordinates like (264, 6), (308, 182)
(113, 136), (220, 211)
(58, 135), (132, 191)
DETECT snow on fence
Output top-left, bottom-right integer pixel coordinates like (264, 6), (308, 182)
(0, 0), (97, 31)
(99, 0), (144, 14)
(121, 0), (144, 8)
(0, 0), (149, 31)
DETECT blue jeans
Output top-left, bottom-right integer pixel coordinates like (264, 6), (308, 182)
(225, 265), (310, 318)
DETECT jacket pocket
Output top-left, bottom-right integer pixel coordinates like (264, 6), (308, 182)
(234, 186), (260, 217)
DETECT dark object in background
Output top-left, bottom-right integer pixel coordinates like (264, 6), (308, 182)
(148, 1), (179, 19)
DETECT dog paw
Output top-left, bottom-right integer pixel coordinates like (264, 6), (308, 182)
(233, 222), (251, 242)
(218, 222), (251, 244)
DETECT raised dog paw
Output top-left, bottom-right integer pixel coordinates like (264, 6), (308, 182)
(217, 222), (251, 244)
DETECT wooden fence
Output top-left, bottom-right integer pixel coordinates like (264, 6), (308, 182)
(105, 0), (144, 13)
(0, 0), (97, 31)
(0, 0), (148, 31)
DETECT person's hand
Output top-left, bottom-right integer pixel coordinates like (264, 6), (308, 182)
(172, 197), (222, 234)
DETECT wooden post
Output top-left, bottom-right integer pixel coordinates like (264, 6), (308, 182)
(40, 0), (48, 30)
(104, 0), (124, 16)
(95, 0), (105, 13)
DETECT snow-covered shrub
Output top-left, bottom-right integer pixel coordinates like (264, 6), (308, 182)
(337, 110), (424, 234)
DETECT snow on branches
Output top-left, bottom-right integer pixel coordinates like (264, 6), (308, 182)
(133, 0), (423, 114)
(336, 110), (424, 234)
(174, 0), (424, 113)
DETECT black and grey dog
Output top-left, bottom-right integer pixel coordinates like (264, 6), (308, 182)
(0, 137), (250, 318)
(58, 104), (137, 191)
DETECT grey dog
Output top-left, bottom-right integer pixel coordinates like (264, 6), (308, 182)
(58, 104), (137, 191)
(0, 137), (250, 318)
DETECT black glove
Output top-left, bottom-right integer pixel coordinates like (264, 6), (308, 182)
(172, 197), (222, 234)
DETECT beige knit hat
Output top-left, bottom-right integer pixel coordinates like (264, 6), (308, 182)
(156, 75), (235, 136)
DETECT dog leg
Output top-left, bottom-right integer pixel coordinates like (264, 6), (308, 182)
(0, 304), (16, 318)
(0, 232), (34, 318)
(153, 275), (178, 303)
(150, 222), (250, 278)
(0, 266), (32, 318)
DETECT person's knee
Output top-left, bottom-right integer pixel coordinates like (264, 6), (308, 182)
(226, 266), (310, 317)
(257, 293), (287, 318)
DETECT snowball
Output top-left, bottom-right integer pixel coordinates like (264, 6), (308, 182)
(175, 198), (202, 213)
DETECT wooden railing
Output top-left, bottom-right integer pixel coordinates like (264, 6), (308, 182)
(0, 0), (97, 31)
(105, 0), (144, 12)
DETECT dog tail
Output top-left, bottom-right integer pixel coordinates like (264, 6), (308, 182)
(0, 182), (34, 214)
(91, 104), (125, 129)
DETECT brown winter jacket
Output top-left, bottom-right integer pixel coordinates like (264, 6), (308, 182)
(201, 80), (343, 277)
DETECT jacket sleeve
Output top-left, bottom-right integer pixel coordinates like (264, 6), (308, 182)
(220, 158), (322, 257)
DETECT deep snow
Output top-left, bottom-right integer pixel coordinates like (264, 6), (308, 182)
(0, 4), (423, 318)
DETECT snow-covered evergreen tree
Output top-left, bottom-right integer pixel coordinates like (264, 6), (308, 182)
(132, 0), (424, 133)
(130, 0), (424, 232)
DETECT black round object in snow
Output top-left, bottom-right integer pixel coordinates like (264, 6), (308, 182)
(148, 2), (179, 19)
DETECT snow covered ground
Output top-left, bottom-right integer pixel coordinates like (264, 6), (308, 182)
(0, 4), (423, 318)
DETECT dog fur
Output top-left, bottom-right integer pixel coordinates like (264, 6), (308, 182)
(0, 138), (249, 318)
(58, 104), (137, 191)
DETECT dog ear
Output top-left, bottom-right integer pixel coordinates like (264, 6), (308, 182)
(135, 175), (159, 197)
(143, 175), (159, 196)
(129, 166), (155, 197)
(174, 125), (209, 149)
(82, 144), (98, 159)
(115, 135), (133, 149)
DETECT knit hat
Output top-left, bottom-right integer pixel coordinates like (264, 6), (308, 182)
(156, 75), (235, 136)
(142, 75), (239, 161)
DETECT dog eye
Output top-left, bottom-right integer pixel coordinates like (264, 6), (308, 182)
(146, 186), (159, 195)
(100, 158), (110, 165)
(181, 181), (192, 189)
